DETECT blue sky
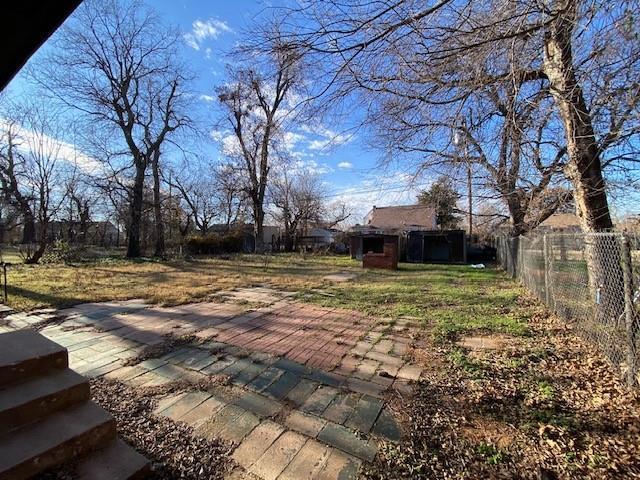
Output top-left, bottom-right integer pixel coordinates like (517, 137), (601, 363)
(145, 0), (426, 222)
(4, 0), (428, 225)
(6, 0), (635, 224)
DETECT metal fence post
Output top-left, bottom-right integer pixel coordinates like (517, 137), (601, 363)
(543, 234), (551, 305)
(621, 234), (638, 386)
(515, 236), (522, 279)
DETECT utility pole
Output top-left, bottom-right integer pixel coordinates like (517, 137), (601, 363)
(168, 170), (172, 243)
(455, 117), (473, 237)
(467, 144), (473, 238)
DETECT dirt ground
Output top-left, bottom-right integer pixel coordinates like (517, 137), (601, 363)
(364, 295), (640, 479)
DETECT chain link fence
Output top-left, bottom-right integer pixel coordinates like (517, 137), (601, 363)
(495, 232), (640, 387)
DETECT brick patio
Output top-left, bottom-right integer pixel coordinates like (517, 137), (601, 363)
(0, 287), (421, 480)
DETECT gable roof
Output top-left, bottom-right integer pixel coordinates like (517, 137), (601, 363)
(539, 213), (582, 229)
(365, 204), (437, 230)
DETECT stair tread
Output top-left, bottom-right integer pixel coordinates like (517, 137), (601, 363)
(0, 401), (114, 473)
(0, 330), (66, 368)
(0, 368), (88, 412)
(0, 368), (90, 434)
(76, 438), (150, 480)
(0, 330), (68, 387)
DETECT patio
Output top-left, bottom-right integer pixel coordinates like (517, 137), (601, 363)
(0, 287), (422, 479)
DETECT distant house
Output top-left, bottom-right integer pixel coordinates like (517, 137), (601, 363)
(42, 220), (120, 246)
(207, 224), (281, 252)
(298, 227), (337, 248)
(364, 204), (437, 230)
(618, 215), (640, 233)
(307, 227), (336, 245)
(538, 213), (582, 232)
(352, 204), (466, 263)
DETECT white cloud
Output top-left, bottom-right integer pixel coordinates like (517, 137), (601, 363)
(210, 129), (227, 142)
(291, 159), (333, 175)
(302, 125), (352, 151)
(337, 161), (353, 170)
(0, 118), (102, 174)
(308, 139), (331, 150)
(184, 19), (232, 51)
(282, 131), (305, 151)
(200, 94), (215, 102)
(328, 172), (422, 225)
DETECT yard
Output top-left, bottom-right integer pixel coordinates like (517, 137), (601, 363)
(4, 254), (639, 479)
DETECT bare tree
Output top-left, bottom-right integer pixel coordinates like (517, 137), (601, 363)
(0, 103), (67, 263)
(271, 166), (351, 250)
(0, 121), (36, 244)
(275, 0), (639, 233)
(215, 164), (248, 231)
(65, 171), (94, 244)
(270, 168), (324, 251)
(169, 158), (246, 236)
(322, 202), (351, 230)
(38, 0), (191, 258)
(216, 38), (303, 251)
(451, 91), (572, 236)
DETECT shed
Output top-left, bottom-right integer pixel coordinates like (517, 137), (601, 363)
(404, 230), (466, 263)
(351, 233), (399, 270)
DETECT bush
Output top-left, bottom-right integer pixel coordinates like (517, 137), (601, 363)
(185, 232), (246, 255)
(40, 240), (87, 264)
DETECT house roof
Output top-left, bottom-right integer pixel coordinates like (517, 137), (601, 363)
(365, 204), (437, 230)
(539, 213), (582, 229)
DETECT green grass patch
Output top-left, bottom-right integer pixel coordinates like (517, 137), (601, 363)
(535, 379), (556, 400)
(475, 442), (508, 465)
(447, 348), (485, 378)
(6, 253), (534, 349)
(527, 408), (578, 430)
(302, 262), (531, 340)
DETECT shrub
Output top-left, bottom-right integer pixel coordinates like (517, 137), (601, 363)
(40, 240), (87, 264)
(185, 232), (245, 255)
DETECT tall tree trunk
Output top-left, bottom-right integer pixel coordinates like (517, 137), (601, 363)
(127, 163), (145, 258)
(22, 211), (36, 244)
(24, 222), (47, 264)
(151, 151), (165, 258)
(543, 0), (612, 233)
(254, 203), (265, 253)
(506, 194), (527, 238)
(543, 0), (623, 325)
(78, 204), (90, 245)
(283, 221), (294, 252)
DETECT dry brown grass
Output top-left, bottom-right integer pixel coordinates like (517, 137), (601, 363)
(7, 254), (356, 311)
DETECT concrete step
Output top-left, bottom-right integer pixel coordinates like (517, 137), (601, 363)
(0, 368), (90, 433)
(0, 401), (116, 480)
(75, 438), (150, 480)
(0, 330), (68, 387)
